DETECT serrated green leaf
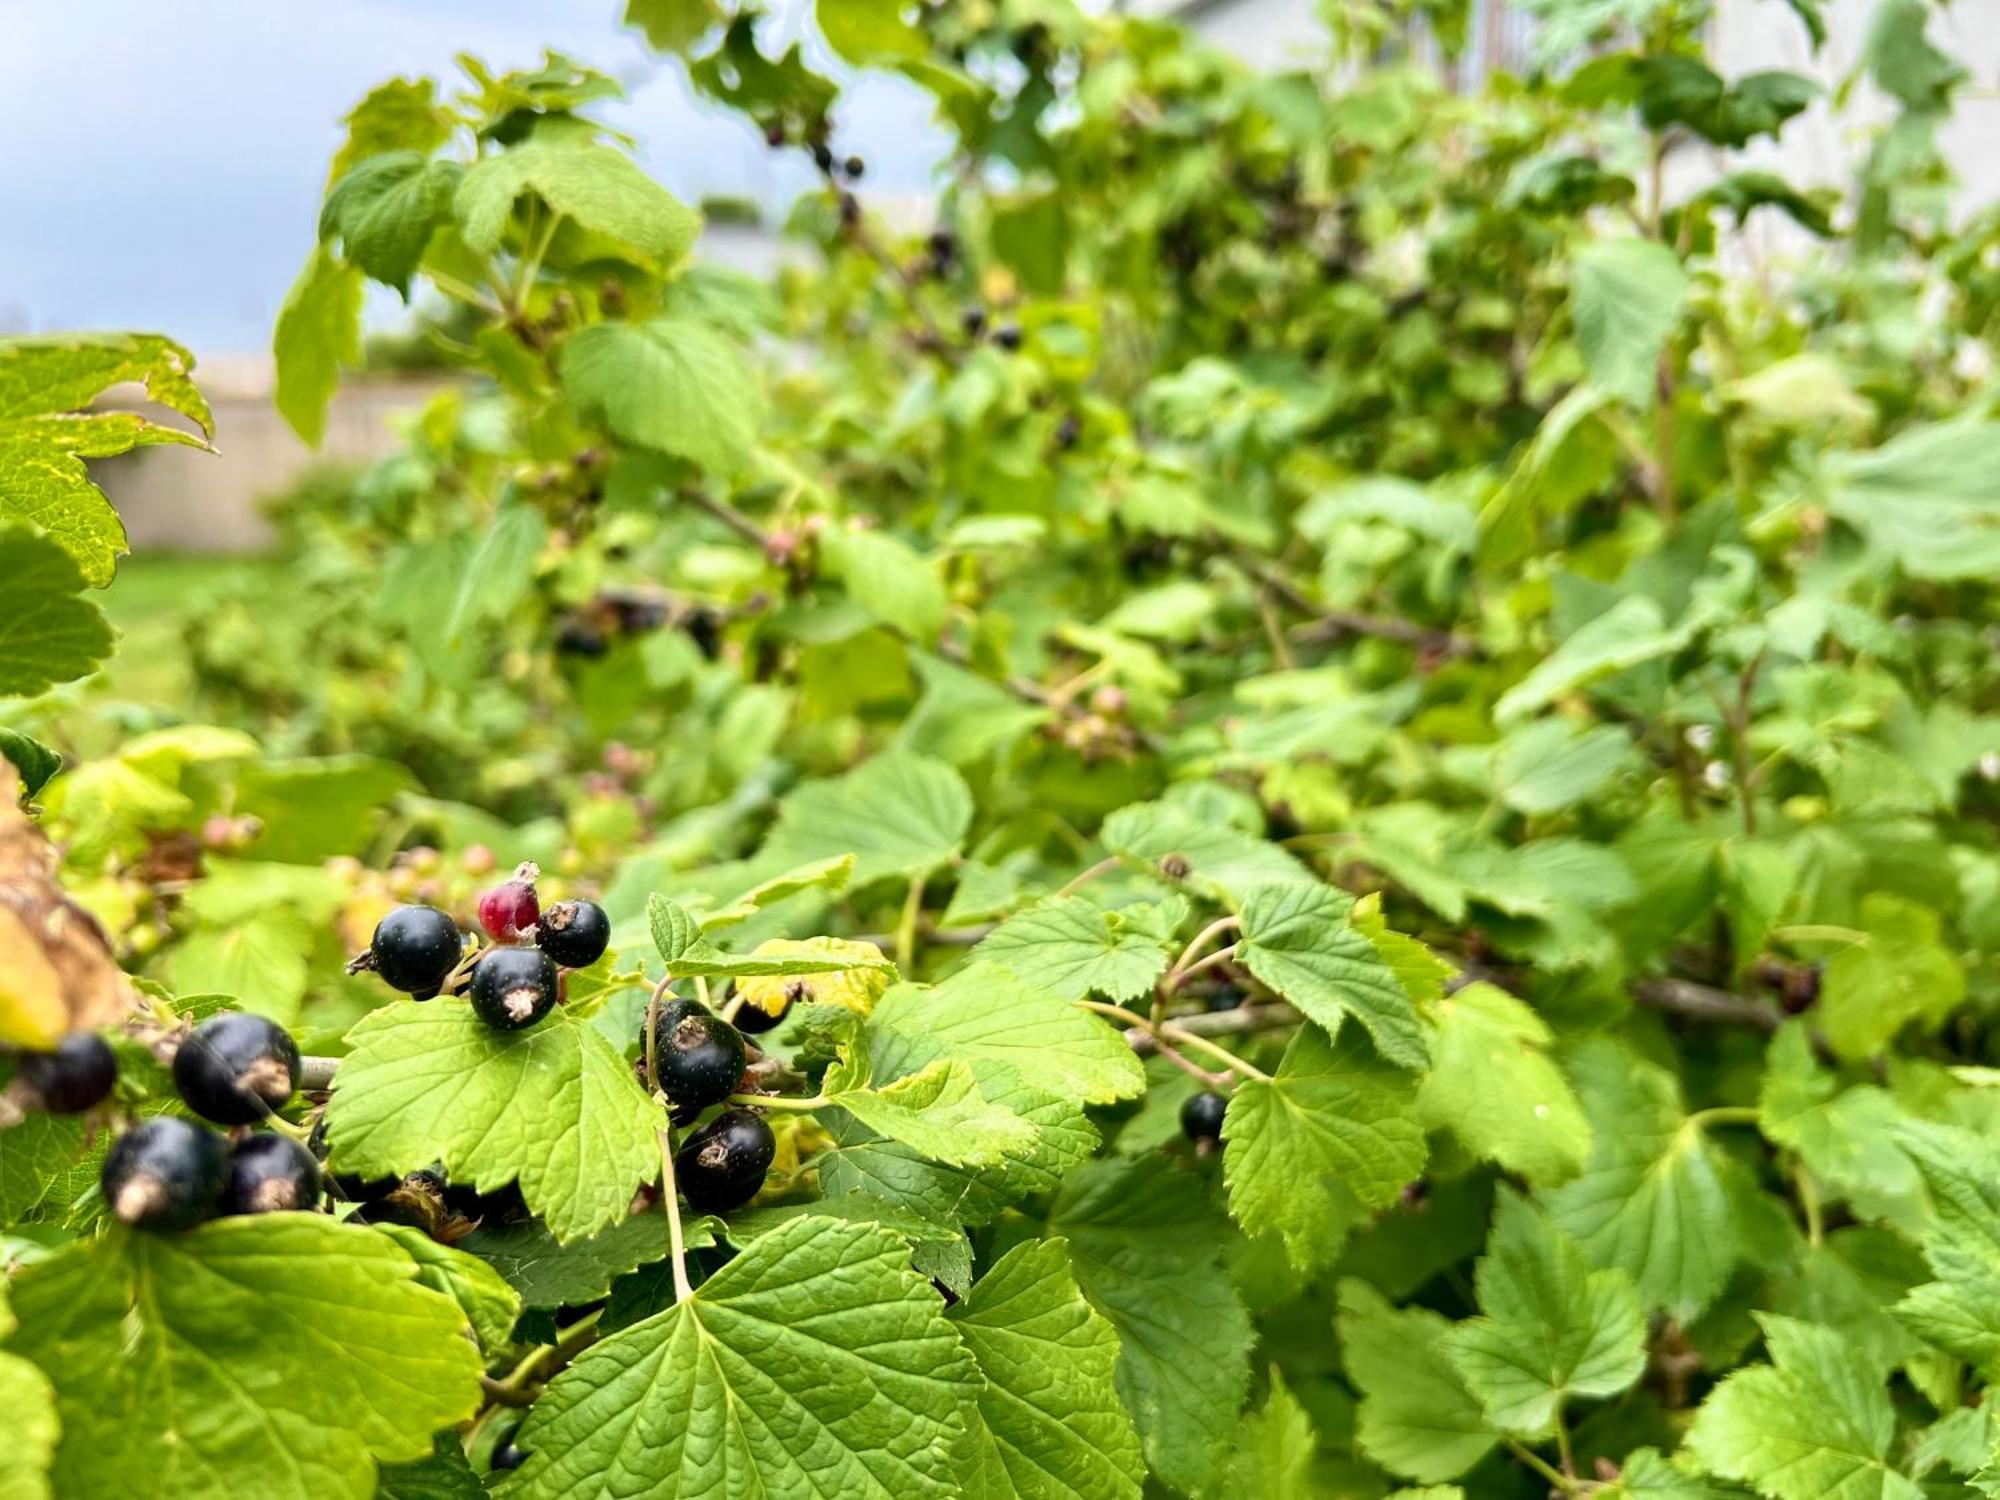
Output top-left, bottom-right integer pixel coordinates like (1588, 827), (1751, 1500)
(560, 317), (761, 475)
(975, 895), (1170, 1003)
(330, 77), (450, 182)
(948, 1237), (1144, 1500)
(1543, 1038), (1740, 1320)
(1893, 1122), (2000, 1381)
(1222, 1022), (1426, 1270)
(376, 1224), (523, 1352)
(1495, 595), (1700, 725)
(1817, 893), (1965, 1061)
(759, 753), (973, 887)
(273, 246), (364, 446)
(327, 999), (664, 1242)
(375, 1438), (485, 1500)
(320, 152), (462, 295)
(1572, 238), (1690, 407)
(0, 529), (112, 696)
(0, 730), (59, 797)
(459, 1208), (701, 1310)
(1757, 1024), (1924, 1224)
(625, 0), (722, 53)
(7, 1215), (481, 1500)
(444, 505), (547, 644)
(820, 526), (948, 641)
(826, 1056), (1039, 1168)
(1686, 1314), (1920, 1500)
(497, 1216), (980, 1499)
(1043, 1156), (1254, 1497)
(458, 140), (700, 265)
(1100, 800), (1315, 902)
(1442, 1187), (1645, 1437)
(1494, 719), (1637, 814)
(1222, 1368), (1317, 1500)
(697, 853), (854, 929)
(1338, 1278), (1496, 1483)
(167, 905), (313, 1027)
(647, 894), (895, 983)
(1418, 982), (1591, 1188)
(1235, 883), (1429, 1068)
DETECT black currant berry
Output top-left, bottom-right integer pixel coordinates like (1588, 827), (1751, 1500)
(368, 905), (464, 993)
(492, 1442), (529, 1472)
(844, 154), (865, 179)
(960, 305), (987, 337)
(537, 899), (611, 969)
(994, 323), (1024, 352)
(811, 141), (834, 173)
(221, 1133), (324, 1215)
(101, 1117), (228, 1232)
(650, 1001), (746, 1109)
(1180, 1090), (1228, 1146)
(675, 1109), (776, 1214)
(15, 1032), (118, 1113)
(173, 1013), (302, 1126)
(468, 946), (560, 1031)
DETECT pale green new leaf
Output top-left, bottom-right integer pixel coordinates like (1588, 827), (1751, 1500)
(0, 1345), (56, 1500)
(326, 999), (664, 1242)
(817, 0), (926, 63)
(560, 317), (762, 475)
(1442, 1188), (1646, 1436)
(1817, 892), (1964, 1061)
(329, 78), (450, 181)
(647, 894), (895, 981)
(826, 1056), (1039, 1168)
(697, 854), (854, 929)
(821, 526), (948, 641)
(1494, 719), (1637, 815)
(1494, 595), (1699, 724)
(320, 151), (462, 294)
(1235, 882), (1429, 1068)
(6, 1216), (481, 1500)
(759, 753), (973, 887)
(0, 529), (113, 696)
(975, 895), (1171, 1003)
(1224, 1369), (1317, 1500)
(273, 246), (364, 445)
(1543, 1038), (1739, 1320)
(1222, 1022), (1427, 1269)
(1686, 1315), (1921, 1500)
(456, 140), (702, 265)
(1418, 982), (1591, 1188)
(625, 0), (722, 53)
(1338, 1279), (1496, 1482)
(1100, 800), (1315, 903)
(1043, 1157), (1253, 1498)
(1571, 238), (1690, 407)
(497, 1217), (980, 1499)
(375, 1225), (523, 1352)
(948, 1237), (1144, 1500)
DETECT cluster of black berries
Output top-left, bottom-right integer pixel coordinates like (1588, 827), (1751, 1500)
(99, 1013), (321, 1233)
(956, 301), (1023, 352)
(356, 863), (611, 1033)
(649, 995), (775, 1214)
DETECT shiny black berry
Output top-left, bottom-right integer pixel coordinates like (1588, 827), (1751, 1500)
(537, 899), (610, 969)
(993, 322), (1023, 352)
(960, 305), (987, 337)
(650, 1000), (746, 1109)
(492, 1442), (529, 1472)
(15, 1032), (118, 1113)
(733, 990), (792, 1036)
(468, 947), (560, 1031)
(811, 141), (834, 173)
(174, 1013), (301, 1126)
(369, 905), (463, 993)
(1180, 1090), (1228, 1146)
(221, 1133), (323, 1215)
(676, 1109), (775, 1214)
(101, 1117), (228, 1232)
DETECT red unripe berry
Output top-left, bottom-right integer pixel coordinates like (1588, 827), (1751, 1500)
(477, 863), (542, 943)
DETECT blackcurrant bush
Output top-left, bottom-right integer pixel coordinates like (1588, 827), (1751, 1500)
(478, 863), (541, 943)
(651, 1000), (746, 1109)
(173, 1013), (302, 1126)
(1180, 1090), (1228, 1146)
(492, 1442), (529, 1472)
(537, 899), (610, 969)
(469, 946), (560, 1031)
(15, 1032), (118, 1113)
(369, 905), (464, 993)
(101, 1117), (228, 1232)
(675, 1109), (775, 1214)
(221, 1133), (323, 1215)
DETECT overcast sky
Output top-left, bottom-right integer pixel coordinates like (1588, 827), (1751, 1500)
(0, 1), (944, 352)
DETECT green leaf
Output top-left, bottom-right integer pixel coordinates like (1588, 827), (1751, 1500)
(647, 894), (895, 981)
(460, 1208), (697, 1310)
(0, 729), (60, 797)
(232, 755), (417, 863)
(560, 317), (761, 475)
(497, 1217), (980, 1499)
(1417, 982), (1591, 1188)
(1441, 1187), (1646, 1437)
(1571, 238), (1689, 407)
(1543, 1039), (1739, 1321)
(319, 152), (462, 295)
(1338, 1278), (1496, 1483)
(0, 334), (213, 586)
(947, 1237), (1145, 1500)
(1222, 1022), (1426, 1270)
(1757, 1024), (1923, 1224)
(759, 753), (973, 887)
(375, 1438), (485, 1500)
(1686, 1314), (1920, 1500)
(1817, 893), (1965, 1061)
(326, 999), (664, 1242)
(0, 1308), (56, 1500)
(1100, 800), (1315, 903)
(456, 140), (701, 266)
(375, 1224), (524, 1352)
(273, 246), (365, 446)
(975, 896), (1171, 1004)
(167, 905), (313, 1027)
(1494, 595), (1698, 725)
(1892, 1122), (2000, 1381)
(624, 0), (722, 53)
(444, 505), (547, 643)
(817, 0), (926, 64)
(0, 528), (112, 696)
(1493, 719), (1636, 815)
(825, 1056), (1039, 1168)
(820, 526), (948, 641)
(1823, 419), (2000, 581)
(1224, 1369), (1317, 1500)
(330, 77), (450, 181)
(697, 853), (854, 929)
(6, 1216), (481, 1500)
(1043, 1157), (1254, 1497)
(1235, 883), (1429, 1068)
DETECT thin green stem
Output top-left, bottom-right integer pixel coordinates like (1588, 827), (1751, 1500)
(1055, 856), (1122, 899)
(1168, 915), (1240, 988)
(1687, 1105), (1760, 1130)
(657, 1129), (694, 1304)
(1770, 923), (1868, 947)
(1077, 1000), (1271, 1082)
(896, 874), (926, 973)
(1553, 1403), (1577, 1480)
(1506, 1439), (1576, 1494)
(515, 207), (563, 303)
(1795, 1158), (1824, 1249)
(728, 1092), (829, 1111)
(424, 270), (504, 319)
